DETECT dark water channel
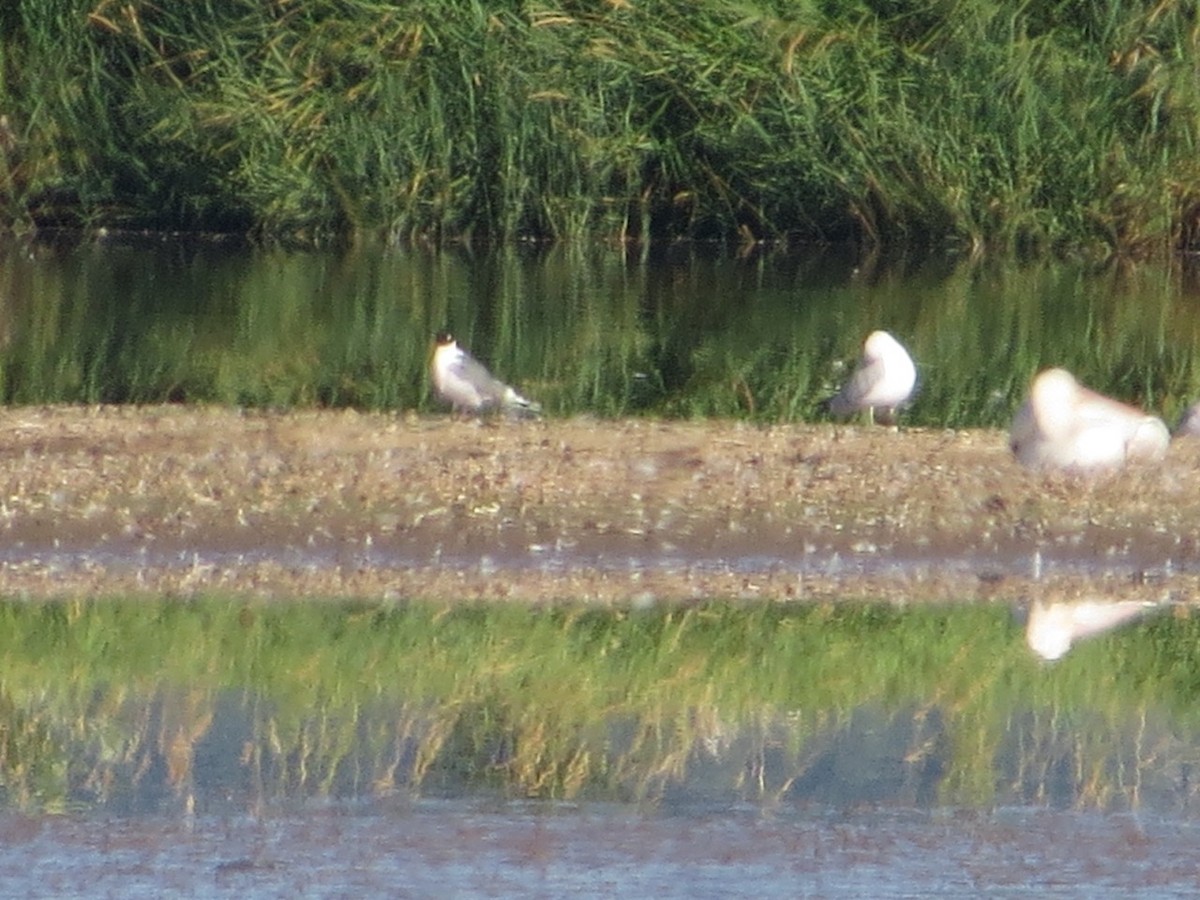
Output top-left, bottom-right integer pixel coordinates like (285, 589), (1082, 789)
(3, 236), (1200, 895)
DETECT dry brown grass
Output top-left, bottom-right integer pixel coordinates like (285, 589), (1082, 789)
(0, 406), (1197, 603)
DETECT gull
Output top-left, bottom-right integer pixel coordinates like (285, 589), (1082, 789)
(1009, 368), (1168, 472)
(827, 330), (917, 425)
(1025, 598), (1162, 661)
(1174, 400), (1200, 438)
(430, 332), (541, 416)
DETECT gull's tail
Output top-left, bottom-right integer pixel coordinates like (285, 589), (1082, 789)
(503, 386), (542, 418)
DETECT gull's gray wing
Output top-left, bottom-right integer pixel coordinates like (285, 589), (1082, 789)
(828, 355), (886, 417)
(450, 350), (512, 407)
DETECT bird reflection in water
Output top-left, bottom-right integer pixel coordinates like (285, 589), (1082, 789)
(1024, 597), (1165, 661)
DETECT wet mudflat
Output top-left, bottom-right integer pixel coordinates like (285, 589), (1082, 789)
(0, 405), (1196, 604)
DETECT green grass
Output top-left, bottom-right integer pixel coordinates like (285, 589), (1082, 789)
(0, 596), (1193, 813)
(0, 1), (1197, 253)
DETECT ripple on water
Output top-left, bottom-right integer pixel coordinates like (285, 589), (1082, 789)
(1, 801), (1197, 898)
(0, 532), (1188, 586)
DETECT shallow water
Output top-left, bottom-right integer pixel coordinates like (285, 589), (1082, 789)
(3, 234), (1200, 426)
(1, 598), (1198, 895)
(6, 801), (1199, 898)
(0, 529), (1187, 588)
(3, 235), (1200, 895)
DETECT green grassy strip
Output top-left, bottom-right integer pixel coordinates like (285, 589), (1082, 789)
(0, 596), (1192, 811)
(0, 1), (1197, 252)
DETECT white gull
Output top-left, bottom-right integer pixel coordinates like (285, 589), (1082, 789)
(430, 332), (541, 416)
(1009, 367), (1168, 472)
(827, 330), (917, 426)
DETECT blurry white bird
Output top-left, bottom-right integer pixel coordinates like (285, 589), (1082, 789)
(1009, 368), (1168, 472)
(430, 332), (541, 416)
(1026, 598), (1162, 661)
(827, 330), (917, 425)
(1174, 400), (1200, 438)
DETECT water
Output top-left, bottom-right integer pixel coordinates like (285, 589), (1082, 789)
(3, 235), (1200, 895)
(1, 599), (1199, 895)
(3, 233), (1200, 424)
(6, 802), (1199, 897)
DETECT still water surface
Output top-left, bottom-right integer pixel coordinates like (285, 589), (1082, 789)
(3, 236), (1200, 895)
(2, 234), (1200, 424)
(6, 802), (1198, 897)
(1, 599), (1199, 895)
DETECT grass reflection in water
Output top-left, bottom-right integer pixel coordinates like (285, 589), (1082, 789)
(0, 598), (1194, 817)
(3, 240), (1200, 428)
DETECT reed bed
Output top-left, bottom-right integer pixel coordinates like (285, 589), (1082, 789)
(0, 1), (1197, 253)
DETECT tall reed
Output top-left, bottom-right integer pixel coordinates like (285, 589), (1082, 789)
(0, 1), (1197, 253)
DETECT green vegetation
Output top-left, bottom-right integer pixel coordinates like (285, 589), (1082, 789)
(0, 1), (1197, 253)
(0, 597), (1190, 814)
(1, 239), (1197, 426)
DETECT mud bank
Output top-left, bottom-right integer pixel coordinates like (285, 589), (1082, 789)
(0, 406), (1196, 604)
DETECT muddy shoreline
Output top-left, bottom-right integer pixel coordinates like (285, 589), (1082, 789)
(0, 406), (1196, 604)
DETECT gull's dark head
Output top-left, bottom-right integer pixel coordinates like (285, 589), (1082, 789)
(434, 331), (455, 347)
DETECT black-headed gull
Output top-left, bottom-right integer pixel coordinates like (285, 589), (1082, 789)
(430, 332), (541, 416)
